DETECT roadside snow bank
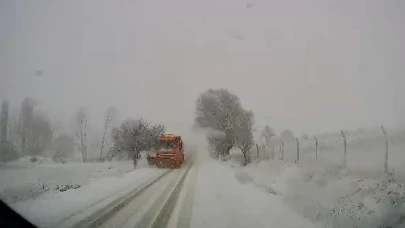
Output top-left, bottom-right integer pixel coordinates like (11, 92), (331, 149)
(9, 167), (166, 227)
(8, 155), (55, 165)
(0, 159), (135, 204)
(243, 160), (405, 228)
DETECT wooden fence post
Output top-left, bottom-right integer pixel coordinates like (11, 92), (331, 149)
(340, 130), (347, 167)
(381, 126), (388, 173)
(313, 136), (318, 160)
(281, 140), (284, 160)
(296, 138), (299, 162)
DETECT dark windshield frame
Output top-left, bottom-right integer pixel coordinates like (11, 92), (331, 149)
(159, 140), (177, 150)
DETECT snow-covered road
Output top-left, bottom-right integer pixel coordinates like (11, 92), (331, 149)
(10, 167), (168, 227)
(191, 158), (314, 228)
(8, 155), (316, 228)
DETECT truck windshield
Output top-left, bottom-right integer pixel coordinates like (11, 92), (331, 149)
(159, 140), (177, 150)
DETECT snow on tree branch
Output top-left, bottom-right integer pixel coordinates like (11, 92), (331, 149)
(194, 88), (255, 164)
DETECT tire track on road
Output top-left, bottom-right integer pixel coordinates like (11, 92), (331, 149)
(150, 161), (194, 228)
(56, 169), (171, 228)
(169, 161), (198, 228)
(59, 153), (196, 228)
(103, 169), (183, 228)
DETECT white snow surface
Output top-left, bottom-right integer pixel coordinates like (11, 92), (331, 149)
(7, 162), (165, 227)
(0, 156), (166, 227)
(241, 160), (405, 228)
(0, 158), (136, 204)
(260, 127), (405, 173)
(191, 158), (315, 228)
(3, 129), (405, 228)
(221, 127), (405, 227)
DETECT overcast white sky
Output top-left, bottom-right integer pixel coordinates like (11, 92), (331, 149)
(1, 0), (404, 136)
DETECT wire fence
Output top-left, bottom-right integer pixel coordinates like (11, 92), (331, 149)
(254, 126), (405, 174)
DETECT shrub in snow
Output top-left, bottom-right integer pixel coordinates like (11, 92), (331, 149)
(30, 156), (38, 162)
(56, 184), (81, 192)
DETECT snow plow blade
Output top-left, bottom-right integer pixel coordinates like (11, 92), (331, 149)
(147, 156), (183, 169)
(147, 134), (185, 169)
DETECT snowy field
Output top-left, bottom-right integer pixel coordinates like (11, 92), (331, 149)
(1, 127), (404, 228)
(0, 156), (153, 205)
(0, 157), (166, 227)
(228, 128), (405, 228)
(241, 160), (405, 228)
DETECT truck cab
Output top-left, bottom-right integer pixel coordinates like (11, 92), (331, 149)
(147, 134), (184, 168)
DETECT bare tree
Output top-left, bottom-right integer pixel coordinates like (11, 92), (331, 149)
(51, 120), (62, 142)
(0, 100), (16, 161)
(76, 107), (88, 162)
(0, 100), (8, 143)
(26, 112), (53, 156)
(234, 110), (255, 165)
(100, 106), (116, 161)
(7, 118), (20, 152)
(19, 97), (36, 155)
(49, 119), (62, 159)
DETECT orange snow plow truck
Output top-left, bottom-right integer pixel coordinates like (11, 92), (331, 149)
(147, 134), (185, 168)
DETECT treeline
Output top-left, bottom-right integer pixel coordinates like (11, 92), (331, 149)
(1, 90), (301, 167)
(0, 97), (167, 168)
(0, 98), (59, 162)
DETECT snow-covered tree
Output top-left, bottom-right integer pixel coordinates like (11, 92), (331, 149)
(19, 97), (36, 155)
(0, 100), (8, 143)
(195, 89), (242, 155)
(51, 119), (63, 143)
(100, 106), (117, 161)
(0, 100), (17, 161)
(7, 118), (20, 157)
(261, 125), (275, 146)
(194, 88), (255, 160)
(2, 98), (53, 159)
(26, 112), (53, 155)
(148, 123), (166, 150)
(15, 100), (53, 157)
(110, 118), (149, 168)
(109, 118), (166, 168)
(234, 110), (255, 165)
